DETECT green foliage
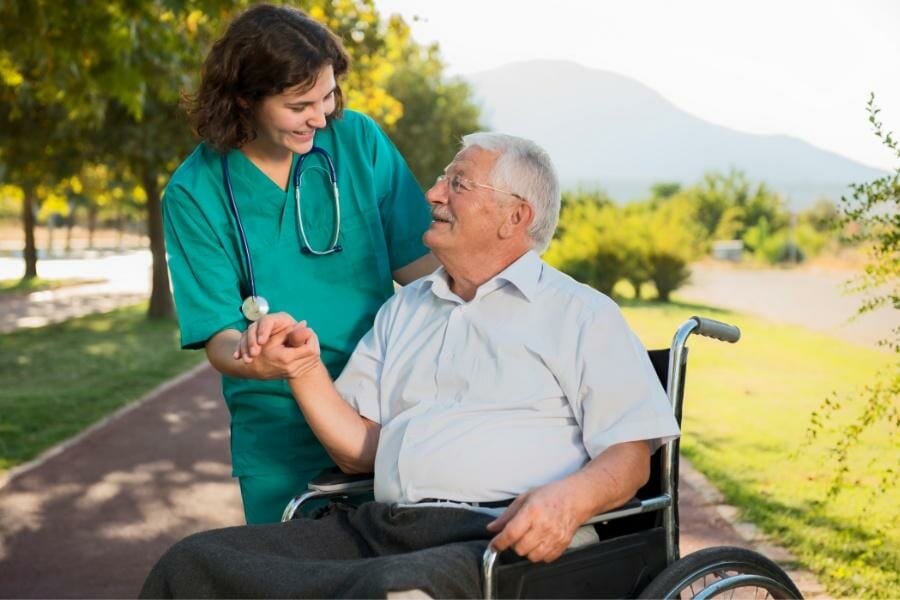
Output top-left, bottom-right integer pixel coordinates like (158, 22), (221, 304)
(801, 95), (900, 543)
(672, 168), (797, 263)
(650, 181), (681, 199)
(799, 198), (840, 233)
(383, 28), (483, 187)
(545, 192), (627, 296)
(546, 189), (698, 300)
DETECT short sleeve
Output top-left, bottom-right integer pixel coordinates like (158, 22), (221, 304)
(334, 294), (398, 423)
(364, 118), (432, 271)
(163, 184), (246, 349)
(571, 302), (680, 457)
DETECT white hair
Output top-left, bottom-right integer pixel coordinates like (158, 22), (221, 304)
(460, 132), (561, 254)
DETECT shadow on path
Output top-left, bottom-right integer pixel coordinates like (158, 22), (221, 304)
(0, 366), (242, 599)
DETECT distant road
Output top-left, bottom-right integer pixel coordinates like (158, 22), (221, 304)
(0, 251), (151, 333)
(678, 263), (896, 349)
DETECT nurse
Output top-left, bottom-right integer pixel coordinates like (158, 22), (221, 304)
(163, 4), (437, 524)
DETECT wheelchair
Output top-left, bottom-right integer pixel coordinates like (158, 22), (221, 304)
(281, 316), (802, 599)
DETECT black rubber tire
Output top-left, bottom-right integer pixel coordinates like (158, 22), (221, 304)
(637, 546), (803, 599)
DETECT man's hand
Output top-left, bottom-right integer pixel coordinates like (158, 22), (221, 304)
(486, 479), (590, 563)
(486, 441), (651, 563)
(231, 312), (321, 379)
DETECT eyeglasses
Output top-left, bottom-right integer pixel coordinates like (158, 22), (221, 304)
(435, 173), (526, 202)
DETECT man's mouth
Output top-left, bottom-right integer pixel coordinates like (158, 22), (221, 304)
(431, 211), (452, 224)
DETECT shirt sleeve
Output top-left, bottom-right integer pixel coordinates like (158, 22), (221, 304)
(363, 116), (433, 272)
(163, 183), (246, 349)
(334, 293), (399, 423)
(571, 299), (681, 457)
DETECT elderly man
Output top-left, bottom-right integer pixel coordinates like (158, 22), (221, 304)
(141, 133), (679, 598)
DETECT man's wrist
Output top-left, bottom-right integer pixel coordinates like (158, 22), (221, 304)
(288, 359), (328, 382)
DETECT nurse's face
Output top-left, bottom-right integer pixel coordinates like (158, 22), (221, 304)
(251, 65), (337, 155)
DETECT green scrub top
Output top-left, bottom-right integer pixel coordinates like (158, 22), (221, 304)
(162, 110), (432, 478)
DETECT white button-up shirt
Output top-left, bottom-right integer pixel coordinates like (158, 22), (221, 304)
(335, 251), (680, 504)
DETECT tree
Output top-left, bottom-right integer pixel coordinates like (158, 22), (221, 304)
(804, 95), (899, 501)
(382, 21), (482, 187)
(544, 192), (628, 296)
(2, 0), (480, 318)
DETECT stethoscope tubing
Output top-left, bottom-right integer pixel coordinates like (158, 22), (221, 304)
(220, 147), (341, 314)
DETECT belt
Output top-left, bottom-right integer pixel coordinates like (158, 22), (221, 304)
(418, 497), (515, 509)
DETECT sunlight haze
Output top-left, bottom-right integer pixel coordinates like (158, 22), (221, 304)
(374, 0), (900, 172)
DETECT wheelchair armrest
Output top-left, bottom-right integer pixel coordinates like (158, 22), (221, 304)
(308, 466), (375, 493)
(584, 494), (670, 525)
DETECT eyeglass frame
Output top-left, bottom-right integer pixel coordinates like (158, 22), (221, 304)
(435, 173), (526, 202)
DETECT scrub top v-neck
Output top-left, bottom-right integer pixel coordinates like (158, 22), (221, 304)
(162, 110), (432, 479)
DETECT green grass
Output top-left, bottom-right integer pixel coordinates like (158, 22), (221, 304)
(620, 297), (898, 599)
(0, 303), (205, 472)
(0, 277), (104, 295)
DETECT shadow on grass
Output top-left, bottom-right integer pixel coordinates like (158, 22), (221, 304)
(683, 443), (899, 597)
(617, 296), (734, 316)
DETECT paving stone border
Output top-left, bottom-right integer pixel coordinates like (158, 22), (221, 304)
(681, 459), (829, 598)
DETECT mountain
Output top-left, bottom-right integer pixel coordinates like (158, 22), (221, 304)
(464, 60), (886, 208)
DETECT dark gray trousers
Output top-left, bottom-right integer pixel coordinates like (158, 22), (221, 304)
(140, 502), (495, 599)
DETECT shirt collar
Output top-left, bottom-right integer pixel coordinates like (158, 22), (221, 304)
(423, 250), (542, 304)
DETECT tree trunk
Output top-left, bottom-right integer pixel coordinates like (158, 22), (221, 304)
(22, 187), (38, 280)
(87, 206), (97, 249)
(143, 169), (174, 319)
(65, 206), (75, 255)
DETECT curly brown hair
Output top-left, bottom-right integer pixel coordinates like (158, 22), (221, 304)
(184, 4), (351, 152)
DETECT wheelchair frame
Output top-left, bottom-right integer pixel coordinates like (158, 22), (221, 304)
(282, 316), (802, 599)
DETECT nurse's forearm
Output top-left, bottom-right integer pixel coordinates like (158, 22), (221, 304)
(206, 329), (257, 378)
(393, 253), (440, 285)
(287, 362), (380, 474)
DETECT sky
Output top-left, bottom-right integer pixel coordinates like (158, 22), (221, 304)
(373, 0), (900, 172)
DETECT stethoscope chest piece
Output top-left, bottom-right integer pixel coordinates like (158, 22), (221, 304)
(220, 146), (340, 323)
(241, 295), (270, 322)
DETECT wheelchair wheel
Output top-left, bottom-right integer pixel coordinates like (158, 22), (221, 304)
(637, 546), (802, 599)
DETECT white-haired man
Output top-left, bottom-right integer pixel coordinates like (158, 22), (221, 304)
(140, 133), (680, 598)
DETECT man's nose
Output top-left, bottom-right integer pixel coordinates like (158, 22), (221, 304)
(425, 178), (448, 205)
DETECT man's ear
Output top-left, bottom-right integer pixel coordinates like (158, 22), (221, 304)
(499, 200), (534, 239)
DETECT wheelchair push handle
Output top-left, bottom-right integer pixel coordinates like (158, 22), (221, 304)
(690, 316), (741, 343)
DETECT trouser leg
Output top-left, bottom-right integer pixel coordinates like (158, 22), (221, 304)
(140, 503), (370, 598)
(140, 503), (494, 599)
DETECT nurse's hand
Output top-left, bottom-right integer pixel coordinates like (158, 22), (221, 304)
(234, 312), (320, 380)
(234, 312), (297, 361)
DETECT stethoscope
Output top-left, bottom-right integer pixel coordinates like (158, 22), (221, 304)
(221, 146), (341, 321)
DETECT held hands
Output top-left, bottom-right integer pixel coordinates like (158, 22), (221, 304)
(233, 312), (321, 380)
(486, 479), (589, 563)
